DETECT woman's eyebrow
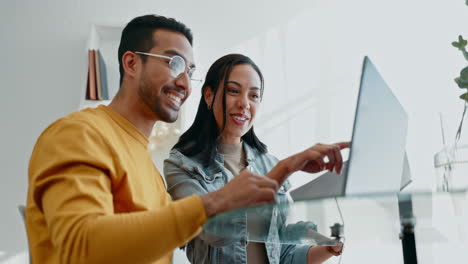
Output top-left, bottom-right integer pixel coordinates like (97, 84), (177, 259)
(226, 81), (242, 87)
(227, 81), (260, 91)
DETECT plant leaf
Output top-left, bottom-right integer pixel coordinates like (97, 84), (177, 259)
(459, 35), (467, 47)
(455, 77), (468, 89)
(461, 66), (468, 76)
(453, 36), (467, 51)
(460, 92), (468, 102)
(455, 67), (468, 89)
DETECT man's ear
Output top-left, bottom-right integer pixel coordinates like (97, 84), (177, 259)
(203, 86), (213, 108)
(121, 51), (139, 81)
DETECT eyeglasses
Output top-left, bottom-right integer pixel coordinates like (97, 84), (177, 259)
(135, 51), (197, 80)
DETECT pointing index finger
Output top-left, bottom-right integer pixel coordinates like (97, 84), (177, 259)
(335, 141), (351, 150)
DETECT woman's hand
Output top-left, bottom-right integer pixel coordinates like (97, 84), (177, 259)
(267, 142), (350, 185)
(286, 142), (350, 174)
(306, 242), (344, 264)
(328, 242), (343, 255)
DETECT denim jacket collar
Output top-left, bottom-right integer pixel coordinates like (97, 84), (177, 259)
(169, 142), (259, 181)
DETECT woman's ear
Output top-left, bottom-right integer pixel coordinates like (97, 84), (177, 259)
(203, 86), (213, 108)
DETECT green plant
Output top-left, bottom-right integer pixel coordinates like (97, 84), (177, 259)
(452, 34), (468, 141)
(451, 0), (468, 141)
(452, 36), (468, 99)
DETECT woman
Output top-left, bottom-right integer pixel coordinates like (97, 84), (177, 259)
(164, 54), (347, 264)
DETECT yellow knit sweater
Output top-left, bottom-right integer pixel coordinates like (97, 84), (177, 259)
(26, 105), (206, 264)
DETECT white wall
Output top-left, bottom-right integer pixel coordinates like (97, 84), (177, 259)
(1, 0), (467, 262)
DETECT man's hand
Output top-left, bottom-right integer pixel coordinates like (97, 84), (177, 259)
(267, 142), (350, 185)
(200, 169), (278, 217)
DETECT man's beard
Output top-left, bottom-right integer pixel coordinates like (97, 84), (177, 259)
(138, 75), (178, 123)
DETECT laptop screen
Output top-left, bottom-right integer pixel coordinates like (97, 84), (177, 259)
(343, 56), (408, 195)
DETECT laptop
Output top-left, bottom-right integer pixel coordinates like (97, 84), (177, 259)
(290, 56), (410, 201)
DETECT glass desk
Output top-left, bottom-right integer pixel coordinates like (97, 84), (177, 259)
(203, 190), (468, 264)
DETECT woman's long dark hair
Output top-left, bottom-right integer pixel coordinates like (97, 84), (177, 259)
(173, 54), (267, 166)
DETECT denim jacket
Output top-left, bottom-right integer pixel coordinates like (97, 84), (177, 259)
(164, 143), (311, 264)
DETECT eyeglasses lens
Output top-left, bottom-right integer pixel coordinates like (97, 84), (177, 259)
(169, 56), (185, 78)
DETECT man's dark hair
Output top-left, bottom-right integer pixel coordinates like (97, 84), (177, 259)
(118, 14), (193, 85)
(173, 54), (267, 166)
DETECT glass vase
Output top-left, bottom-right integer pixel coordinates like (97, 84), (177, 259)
(434, 143), (468, 191)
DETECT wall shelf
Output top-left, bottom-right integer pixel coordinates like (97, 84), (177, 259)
(80, 24), (123, 109)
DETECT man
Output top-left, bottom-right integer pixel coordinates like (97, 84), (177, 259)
(26, 15), (279, 264)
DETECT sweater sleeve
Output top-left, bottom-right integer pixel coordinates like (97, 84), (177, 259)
(30, 119), (207, 264)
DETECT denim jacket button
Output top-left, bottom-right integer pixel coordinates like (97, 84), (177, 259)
(241, 238), (247, 247)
